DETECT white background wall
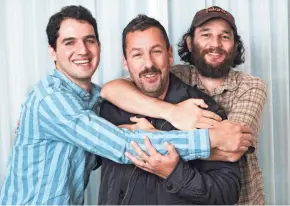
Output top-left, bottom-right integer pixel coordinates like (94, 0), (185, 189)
(0, 0), (289, 204)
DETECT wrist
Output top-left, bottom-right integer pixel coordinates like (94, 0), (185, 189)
(161, 103), (176, 122)
(208, 128), (218, 149)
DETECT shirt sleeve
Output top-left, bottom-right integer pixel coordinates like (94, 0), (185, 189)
(162, 159), (240, 204)
(38, 91), (210, 164)
(228, 80), (267, 150)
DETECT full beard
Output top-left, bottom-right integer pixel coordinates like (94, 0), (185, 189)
(191, 43), (235, 78)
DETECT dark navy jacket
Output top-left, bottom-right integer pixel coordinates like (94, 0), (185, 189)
(96, 73), (241, 205)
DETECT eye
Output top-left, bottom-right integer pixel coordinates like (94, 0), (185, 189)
(222, 35), (230, 40)
(65, 41), (74, 46)
(132, 53), (142, 58)
(152, 50), (162, 54)
(201, 33), (211, 38)
(86, 39), (97, 44)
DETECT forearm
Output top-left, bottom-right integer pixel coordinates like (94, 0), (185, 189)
(120, 128), (211, 162)
(163, 160), (240, 204)
(101, 78), (175, 120)
(228, 86), (267, 148)
(41, 105), (211, 164)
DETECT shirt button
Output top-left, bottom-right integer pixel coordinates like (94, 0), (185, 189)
(166, 184), (173, 190)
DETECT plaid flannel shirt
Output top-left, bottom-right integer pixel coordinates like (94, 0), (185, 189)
(171, 64), (267, 205)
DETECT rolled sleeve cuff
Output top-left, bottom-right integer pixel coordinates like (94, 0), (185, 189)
(185, 129), (210, 160)
(162, 160), (185, 194)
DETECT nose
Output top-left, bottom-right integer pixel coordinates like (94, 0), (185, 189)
(143, 53), (154, 69)
(76, 41), (89, 55)
(209, 36), (222, 48)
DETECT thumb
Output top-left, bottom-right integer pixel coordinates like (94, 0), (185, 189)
(130, 116), (139, 123)
(191, 99), (208, 108)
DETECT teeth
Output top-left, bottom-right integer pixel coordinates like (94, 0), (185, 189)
(144, 73), (156, 78)
(73, 59), (90, 64)
(208, 52), (221, 56)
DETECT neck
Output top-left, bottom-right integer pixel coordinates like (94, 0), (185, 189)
(158, 75), (170, 100)
(158, 86), (168, 100)
(197, 73), (225, 93)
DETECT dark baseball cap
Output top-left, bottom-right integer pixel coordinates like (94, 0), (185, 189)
(191, 6), (237, 32)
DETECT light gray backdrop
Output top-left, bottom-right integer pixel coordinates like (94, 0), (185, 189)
(0, 0), (289, 204)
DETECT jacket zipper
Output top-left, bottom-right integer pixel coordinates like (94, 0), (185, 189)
(121, 166), (137, 205)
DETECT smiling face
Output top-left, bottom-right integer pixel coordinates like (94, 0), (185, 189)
(123, 27), (173, 98)
(187, 18), (236, 78)
(49, 18), (100, 87)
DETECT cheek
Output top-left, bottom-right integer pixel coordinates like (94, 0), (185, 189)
(91, 47), (100, 56)
(65, 50), (73, 57)
(57, 49), (73, 60)
(128, 63), (143, 76)
(194, 38), (208, 47)
(223, 41), (235, 52)
(153, 55), (167, 66)
(132, 60), (145, 71)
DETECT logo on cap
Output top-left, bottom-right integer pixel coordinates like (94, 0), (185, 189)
(206, 6), (228, 15)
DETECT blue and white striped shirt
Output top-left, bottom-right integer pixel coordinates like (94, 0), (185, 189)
(0, 70), (210, 205)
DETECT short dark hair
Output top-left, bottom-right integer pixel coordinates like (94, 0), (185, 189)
(122, 14), (170, 59)
(177, 19), (245, 68)
(46, 5), (99, 51)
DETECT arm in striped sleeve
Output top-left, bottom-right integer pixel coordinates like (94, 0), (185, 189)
(38, 91), (210, 164)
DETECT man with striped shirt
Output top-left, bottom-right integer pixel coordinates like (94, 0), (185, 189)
(0, 5), (253, 205)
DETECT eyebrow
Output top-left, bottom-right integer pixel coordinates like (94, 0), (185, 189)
(199, 28), (211, 32)
(83, 34), (97, 40)
(62, 37), (75, 44)
(198, 27), (232, 34)
(61, 34), (97, 44)
(128, 44), (165, 55)
(151, 44), (163, 49)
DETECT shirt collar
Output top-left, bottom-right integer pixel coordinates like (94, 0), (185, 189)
(53, 69), (97, 100)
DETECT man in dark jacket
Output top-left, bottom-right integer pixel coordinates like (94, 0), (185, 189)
(95, 14), (241, 204)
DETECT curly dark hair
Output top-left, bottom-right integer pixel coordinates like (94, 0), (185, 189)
(178, 20), (245, 68)
(46, 5), (99, 51)
(122, 14), (170, 59)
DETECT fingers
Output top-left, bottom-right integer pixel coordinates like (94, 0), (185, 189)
(240, 125), (253, 134)
(202, 110), (222, 121)
(125, 152), (148, 168)
(190, 99), (208, 108)
(241, 140), (252, 148)
(241, 133), (254, 143)
(237, 146), (248, 152)
(144, 136), (158, 156)
(130, 116), (139, 123)
(130, 141), (150, 162)
(118, 124), (133, 130)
